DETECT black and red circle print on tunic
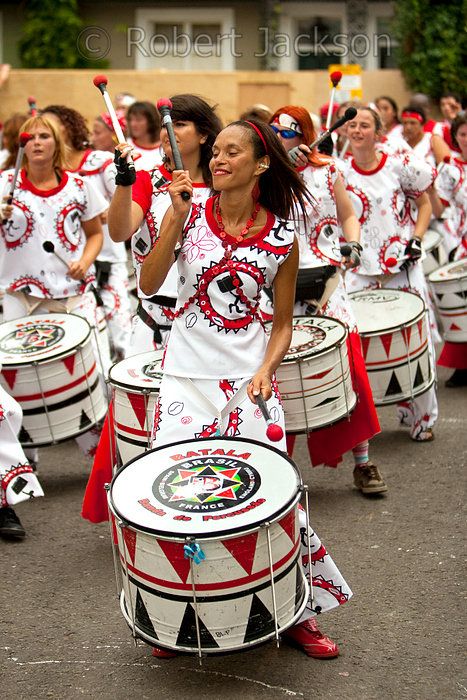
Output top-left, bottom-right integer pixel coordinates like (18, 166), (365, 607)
(56, 202), (85, 252)
(196, 259), (265, 332)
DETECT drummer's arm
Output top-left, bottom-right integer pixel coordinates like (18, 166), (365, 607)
(139, 206), (182, 296)
(69, 217), (103, 280)
(334, 174), (360, 243)
(427, 185), (446, 219)
(413, 192), (432, 240)
(248, 238), (298, 403)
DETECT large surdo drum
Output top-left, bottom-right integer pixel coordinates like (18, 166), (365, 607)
(349, 289), (434, 405)
(428, 260), (467, 342)
(0, 313), (106, 446)
(108, 437), (308, 655)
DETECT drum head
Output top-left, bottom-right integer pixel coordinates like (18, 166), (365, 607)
(423, 229), (442, 252)
(110, 437), (301, 538)
(429, 259), (467, 283)
(267, 316), (347, 362)
(109, 350), (163, 391)
(349, 289), (425, 335)
(0, 313), (91, 365)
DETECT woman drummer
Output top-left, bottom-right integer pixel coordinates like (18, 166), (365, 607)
(267, 105), (385, 495)
(108, 94), (222, 354)
(0, 115), (107, 460)
(139, 118), (352, 660)
(342, 107), (438, 441)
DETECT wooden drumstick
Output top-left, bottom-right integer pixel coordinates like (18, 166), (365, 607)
(93, 74), (135, 171)
(2, 132), (33, 224)
(256, 394), (284, 442)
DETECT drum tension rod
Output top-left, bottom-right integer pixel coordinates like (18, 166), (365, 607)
(261, 521), (280, 648)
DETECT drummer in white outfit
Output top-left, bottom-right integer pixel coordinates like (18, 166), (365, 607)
(139, 118), (352, 660)
(341, 107), (438, 441)
(126, 101), (163, 172)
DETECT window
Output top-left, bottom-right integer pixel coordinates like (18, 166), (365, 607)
(134, 9), (235, 71)
(367, 3), (397, 70)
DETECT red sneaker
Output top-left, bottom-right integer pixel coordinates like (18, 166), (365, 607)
(283, 618), (339, 659)
(151, 645), (177, 659)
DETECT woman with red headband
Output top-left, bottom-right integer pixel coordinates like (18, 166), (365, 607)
(342, 107), (438, 442)
(267, 105), (385, 494)
(139, 118), (352, 660)
(401, 106), (450, 167)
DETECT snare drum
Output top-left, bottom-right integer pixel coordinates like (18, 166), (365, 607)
(428, 260), (467, 342)
(349, 290), (434, 405)
(270, 316), (357, 433)
(109, 351), (163, 466)
(422, 229), (448, 276)
(0, 313), (107, 446)
(108, 437), (308, 654)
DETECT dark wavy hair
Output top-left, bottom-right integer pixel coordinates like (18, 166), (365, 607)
(42, 105), (90, 150)
(375, 95), (400, 124)
(168, 94), (223, 187)
(451, 113), (467, 150)
(223, 119), (311, 221)
(127, 101), (161, 142)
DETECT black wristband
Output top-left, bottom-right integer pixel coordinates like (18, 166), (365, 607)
(114, 149), (136, 186)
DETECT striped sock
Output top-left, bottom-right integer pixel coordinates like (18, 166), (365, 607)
(353, 441), (369, 466)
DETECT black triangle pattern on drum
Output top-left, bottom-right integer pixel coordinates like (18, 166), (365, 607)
(435, 293), (444, 301)
(413, 362), (424, 388)
(176, 603), (219, 649)
(243, 593), (275, 643)
(385, 371), (403, 397)
(315, 397), (339, 407)
(432, 247), (440, 263)
(19, 426), (33, 444)
(135, 589), (158, 639)
(79, 409), (92, 430)
(455, 290), (467, 299)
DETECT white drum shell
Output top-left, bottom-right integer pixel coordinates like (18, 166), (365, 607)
(422, 229), (448, 276)
(429, 261), (467, 342)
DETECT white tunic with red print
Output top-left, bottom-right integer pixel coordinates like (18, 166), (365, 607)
(340, 152), (435, 276)
(0, 169), (107, 298)
(435, 157), (467, 255)
(128, 138), (163, 172)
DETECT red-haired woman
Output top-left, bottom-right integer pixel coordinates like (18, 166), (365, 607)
(267, 105), (385, 494)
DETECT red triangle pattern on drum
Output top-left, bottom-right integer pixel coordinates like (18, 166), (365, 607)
(278, 509), (296, 544)
(449, 323), (461, 331)
(122, 528), (137, 564)
(2, 369), (17, 390)
(221, 531), (258, 575)
(62, 355), (76, 375)
(380, 333), (393, 358)
(401, 325), (412, 347)
(417, 319), (424, 340)
(360, 336), (370, 361)
(157, 539), (191, 583)
(306, 368), (332, 380)
(127, 392), (148, 431)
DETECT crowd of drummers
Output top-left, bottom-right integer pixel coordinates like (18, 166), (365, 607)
(0, 79), (466, 660)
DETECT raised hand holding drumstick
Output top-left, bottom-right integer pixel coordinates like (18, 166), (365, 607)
(157, 98), (191, 201)
(1, 132), (33, 224)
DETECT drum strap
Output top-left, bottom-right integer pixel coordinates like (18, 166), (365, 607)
(136, 302), (172, 344)
(172, 376), (249, 434)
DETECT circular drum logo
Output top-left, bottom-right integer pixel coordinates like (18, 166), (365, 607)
(0, 324), (65, 354)
(153, 457), (261, 511)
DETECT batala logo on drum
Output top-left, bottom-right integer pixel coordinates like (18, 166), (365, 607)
(153, 458), (260, 511)
(142, 361), (162, 380)
(0, 323), (64, 354)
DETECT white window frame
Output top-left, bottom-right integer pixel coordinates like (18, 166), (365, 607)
(278, 2), (348, 71)
(134, 8), (235, 71)
(366, 2), (397, 70)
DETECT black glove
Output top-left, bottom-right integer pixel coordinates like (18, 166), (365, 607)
(340, 241), (362, 268)
(318, 135), (334, 156)
(401, 237), (422, 269)
(114, 149), (136, 186)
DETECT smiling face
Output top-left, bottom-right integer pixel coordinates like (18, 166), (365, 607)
(210, 124), (267, 192)
(24, 123), (57, 167)
(346, 110), (379, 150)
(161, 119), (206, 163)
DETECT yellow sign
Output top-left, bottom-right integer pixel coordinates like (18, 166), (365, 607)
(328, 64), (363, 103)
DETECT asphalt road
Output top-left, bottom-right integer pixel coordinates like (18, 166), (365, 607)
(1, 366), (466, 700)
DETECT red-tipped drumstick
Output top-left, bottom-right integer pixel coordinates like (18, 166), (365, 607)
(27, 96), (37, 116)
(2, 132), (33, 224)
(255, 393), (284, 442)
(157, 98), (190, 201)
(93, 75), (134, 170)
(326, 70), (342, 129)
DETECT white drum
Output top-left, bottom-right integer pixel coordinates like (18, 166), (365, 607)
(109, 351), (163, 466)
(108, 437), (308, 655)
(422, 229), (448, 276)
(428, 260), (467, 342)
(270, 316), (356, 433)
(349, 290), (434, 406)
(0, 313), (107, 446)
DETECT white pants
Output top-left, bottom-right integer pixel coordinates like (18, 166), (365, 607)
(98, 261), (132, 358)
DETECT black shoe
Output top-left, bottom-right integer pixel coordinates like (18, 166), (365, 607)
(0, 507), (26, 539)
(445, 369), (467, 388)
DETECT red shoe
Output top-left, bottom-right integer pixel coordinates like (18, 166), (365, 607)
(283, 617), (339, 659)
(151, 645), (177, 659)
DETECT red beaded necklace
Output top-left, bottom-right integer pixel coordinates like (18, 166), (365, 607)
(214, 194), (260, 243)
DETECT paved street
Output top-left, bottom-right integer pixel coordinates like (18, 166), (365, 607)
(1, 366), (465, 700)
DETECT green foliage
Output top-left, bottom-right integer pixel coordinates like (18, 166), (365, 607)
(19, 0), (108, 69)
(392, 0), (467, 99)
